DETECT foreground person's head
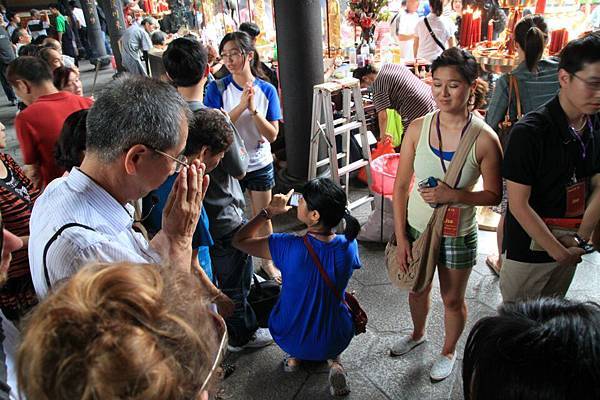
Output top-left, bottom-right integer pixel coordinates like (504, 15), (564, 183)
(17, 262), (226, 400)
(84, 75), (191, 200)
(463, 297), (600, 400)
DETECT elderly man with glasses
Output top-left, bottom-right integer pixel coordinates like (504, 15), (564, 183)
(28, 75), (206, 299)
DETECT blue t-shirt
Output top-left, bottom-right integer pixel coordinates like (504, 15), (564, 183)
(268, 234), (361, 360)
(204, 75), (282, 172)
(142, 174), (214, 280)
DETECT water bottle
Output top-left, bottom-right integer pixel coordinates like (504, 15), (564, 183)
(348, 46), (357, 65)
(360, 42), (369, 59)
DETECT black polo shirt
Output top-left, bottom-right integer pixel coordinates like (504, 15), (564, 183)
(502, 95), (600, 263)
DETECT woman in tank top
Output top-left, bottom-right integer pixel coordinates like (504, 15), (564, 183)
(390, 48), (502, 381)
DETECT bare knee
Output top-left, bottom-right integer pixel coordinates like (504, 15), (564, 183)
(409, 284), (432, 301)
(442, 294), (465, 312)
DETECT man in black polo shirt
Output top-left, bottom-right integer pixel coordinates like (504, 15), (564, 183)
(500, 33), (600, 302)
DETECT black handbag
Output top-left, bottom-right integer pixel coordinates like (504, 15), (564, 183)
(248, 273), (281, 328)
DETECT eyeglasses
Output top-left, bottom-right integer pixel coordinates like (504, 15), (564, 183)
(219, 50), (244, 61)
(153, 149), (189, 173)
(199, 312), (228, 395)
(571, 73), (600, 91)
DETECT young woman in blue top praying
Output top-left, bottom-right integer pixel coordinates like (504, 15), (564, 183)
(233, 178), (362, 397)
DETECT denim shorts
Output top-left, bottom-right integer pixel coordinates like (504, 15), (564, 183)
(239, 163), (275, 192)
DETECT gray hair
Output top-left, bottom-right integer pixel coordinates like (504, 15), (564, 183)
(86, 75), (191, 162)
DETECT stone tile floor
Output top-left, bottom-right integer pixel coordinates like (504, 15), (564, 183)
(1, 61), (598, 400)
(221, 203), (600, 400)
(221, 225), (600, 400)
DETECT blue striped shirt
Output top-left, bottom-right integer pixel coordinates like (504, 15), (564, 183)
(29, 168), (161, 298)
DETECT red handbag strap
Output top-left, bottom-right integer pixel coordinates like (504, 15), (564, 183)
(303, 235), (346, 305)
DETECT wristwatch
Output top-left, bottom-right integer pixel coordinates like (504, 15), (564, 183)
(259, 208), (272, 220)
(573, 233), (588, 247)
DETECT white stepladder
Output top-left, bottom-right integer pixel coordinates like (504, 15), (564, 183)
(308, 77), (374, 211)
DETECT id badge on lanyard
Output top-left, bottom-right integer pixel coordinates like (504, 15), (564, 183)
(565, 174), (586, 217)
(443, 207), (461, 237)
(565, 119), (592, 217)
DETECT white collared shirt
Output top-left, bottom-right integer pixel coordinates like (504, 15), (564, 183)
(29, 168), (161, 299)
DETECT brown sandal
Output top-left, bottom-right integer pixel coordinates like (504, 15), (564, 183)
(486, 255), (501, 276)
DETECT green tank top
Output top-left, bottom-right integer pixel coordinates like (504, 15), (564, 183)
(407, 111), (482, 236)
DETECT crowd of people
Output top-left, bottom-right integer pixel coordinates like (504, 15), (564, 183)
(0, 1), (595, 399)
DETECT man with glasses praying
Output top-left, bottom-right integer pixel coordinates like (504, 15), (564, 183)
(500, 33), (600, 302)
(28, 75), (207, 298)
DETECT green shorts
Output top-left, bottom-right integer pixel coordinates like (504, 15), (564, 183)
(407, 225), (478, 270)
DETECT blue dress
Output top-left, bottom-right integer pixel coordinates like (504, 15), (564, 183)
(268, 234), (361, 360)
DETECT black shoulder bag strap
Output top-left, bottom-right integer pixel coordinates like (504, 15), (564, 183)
(424, 16), (446, 51)
(43, 223), (95, 288)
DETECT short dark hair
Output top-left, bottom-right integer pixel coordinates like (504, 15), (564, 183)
(6, 11), (17, 21)
(429, 0), (443, 15)
(302, 178), (361, 241)
(184, 109), (233, 157)
(352, 64), (378, 82)
(463, 298), (600, 400)
(10, 28), (28, 45)
(18, 44), (40, 57)
(53, 66), (78, 90)
(162, 37), (208, 88)
(239, 22), (260, 38)
(151, 30), (167, 46)
(55, 109), (88, 170)
(6, 56), (52, 85)
(559, 32), (600, 75)
(431, 47), (479, 84)
(48, 3), (59, 10)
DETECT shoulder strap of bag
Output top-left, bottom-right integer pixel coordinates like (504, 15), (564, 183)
(440, 112), (483, 188)
(503, 73), (514, 124)
(512, 75), (523, 119)
(424, 17), (446, 51)
(43, 223), (95, 288)
(303, 235), (347, 306)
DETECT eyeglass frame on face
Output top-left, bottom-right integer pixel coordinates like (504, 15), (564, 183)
(571, 73), (600, 92)
(152, 148), (189, 172)
(199, 313), (228, 395)
(219, 50), (244, 61)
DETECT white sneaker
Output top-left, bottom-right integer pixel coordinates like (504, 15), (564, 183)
(430, 353), (457, 381)
(389, 334), (427, 357)
(228, 328), (274, 352)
